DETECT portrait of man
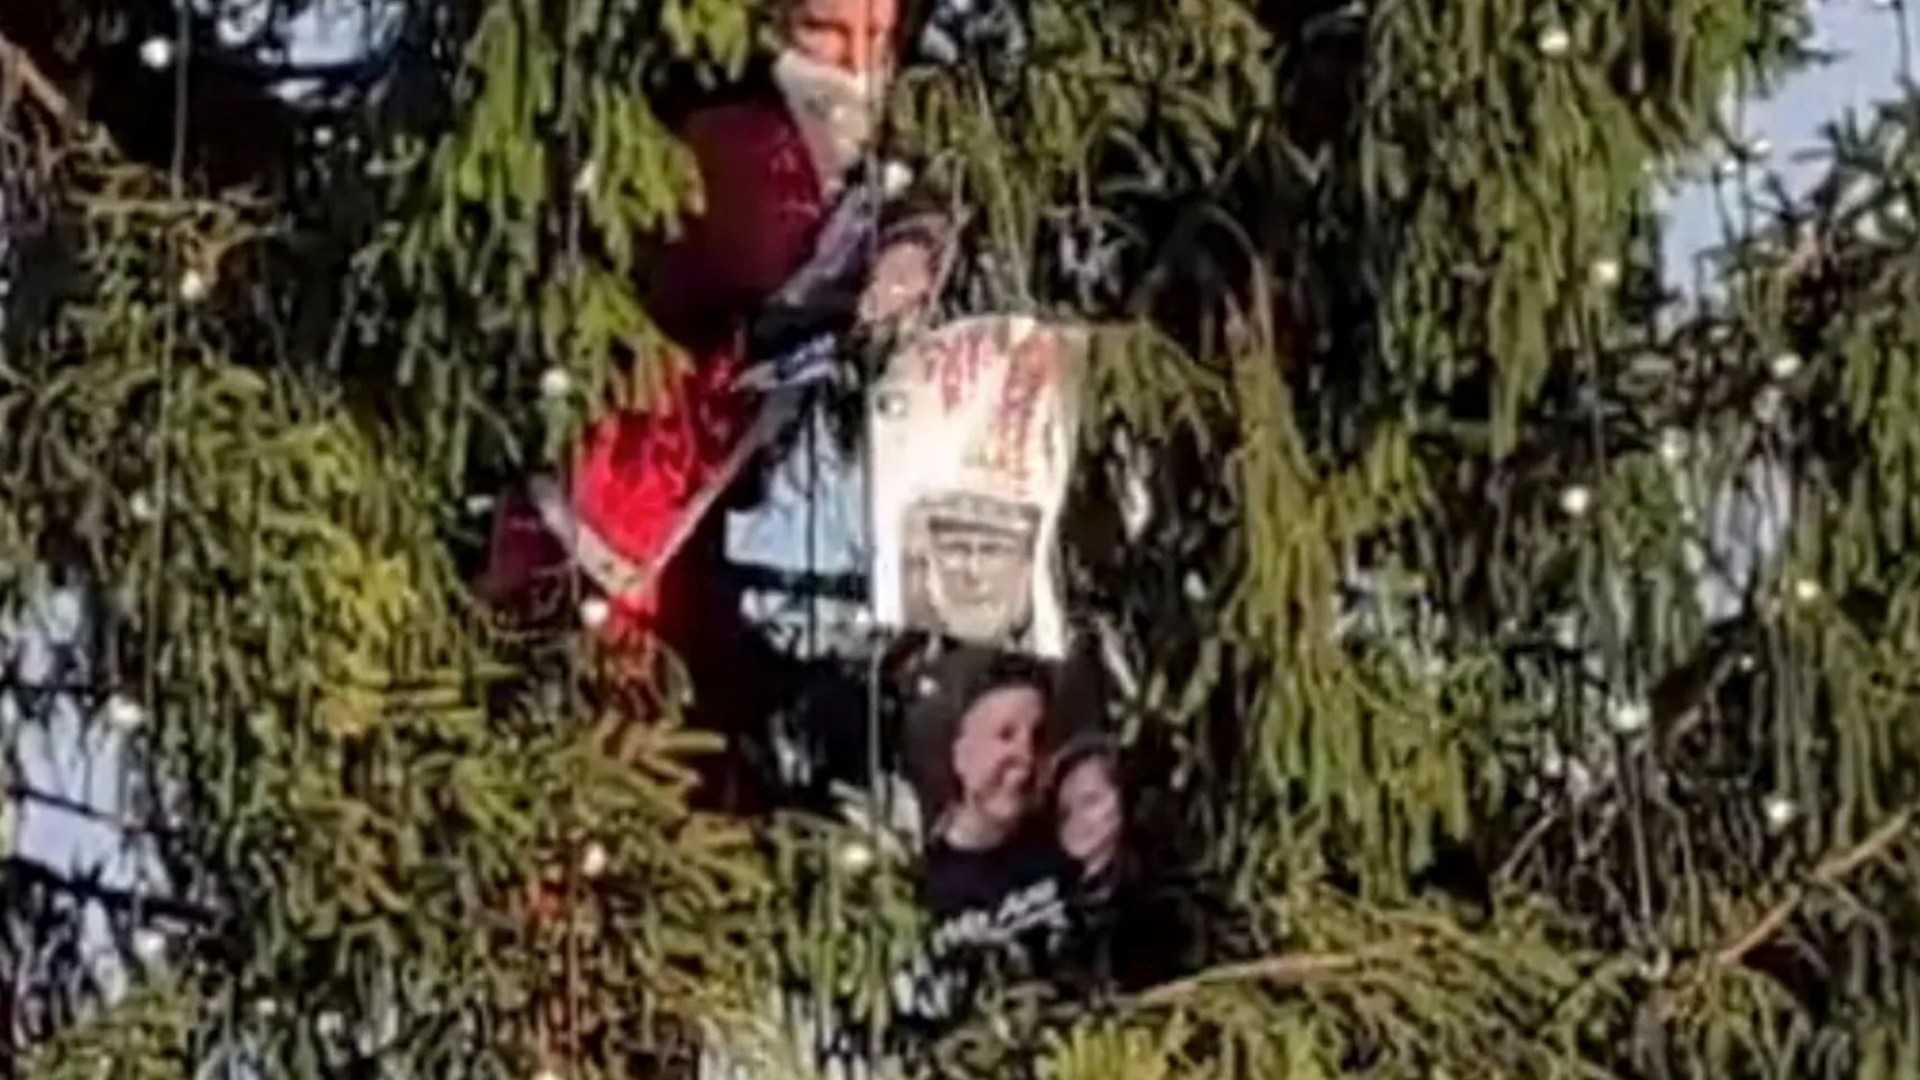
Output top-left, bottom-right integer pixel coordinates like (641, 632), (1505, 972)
(901, 492), (1043, 648)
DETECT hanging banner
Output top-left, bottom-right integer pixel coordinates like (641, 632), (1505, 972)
(868, 316), (1085, 658)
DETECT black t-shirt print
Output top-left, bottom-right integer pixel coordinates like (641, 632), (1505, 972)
(923, 833), (1077, 962)
(892, 833), (1075, 1027)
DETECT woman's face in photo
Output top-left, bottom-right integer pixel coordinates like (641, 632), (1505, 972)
(950, 684), (1044, 831)
(1057, 756), (1121, 874)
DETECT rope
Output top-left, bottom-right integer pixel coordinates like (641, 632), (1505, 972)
(855, 2), (897, 1073)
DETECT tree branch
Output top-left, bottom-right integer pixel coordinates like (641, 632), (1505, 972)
(1, 855), (212, 927)
(1131, 942), (1406, 1007)
(0, 31), (76, 131)
(1713, 807), (1914, 969)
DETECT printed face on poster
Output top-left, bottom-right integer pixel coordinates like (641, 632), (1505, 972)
(868, 316), (1085, 659)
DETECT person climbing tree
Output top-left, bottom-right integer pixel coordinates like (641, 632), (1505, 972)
(478, 0), (926, 807)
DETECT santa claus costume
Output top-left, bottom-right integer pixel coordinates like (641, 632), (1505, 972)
(481, 0), (904, 809)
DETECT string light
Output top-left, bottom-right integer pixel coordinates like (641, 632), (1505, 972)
(538, 367), (574, 400)
(104, 694), (148, 732)
(882, 161), (914, 198)
(837, 839), (876, 874)
(1656, 428), (1689, 465)
(1608, 699), (1650, 735)
(1792, 577), (1823, 604)
(1536, 25), (1573, 57)
(1768, 351), (1804, 380)
(1589, 257), (1623, 288)
(178, 269), (210, 303)
(132, 928), (167, 963)
(580, 841), (610, 879)
(139, 37), (176, 70)
(1558, 484), (1594, 517)
(578, 596), (611, 630)
(1763, 793), (1798, 831)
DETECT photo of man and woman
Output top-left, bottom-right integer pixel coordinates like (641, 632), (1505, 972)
(899, 641), (1123, 972)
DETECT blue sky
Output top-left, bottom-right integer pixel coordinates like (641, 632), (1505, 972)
(7, 0), (1917, 1020)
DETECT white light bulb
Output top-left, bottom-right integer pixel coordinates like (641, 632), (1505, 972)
(316, 1011), (345, 1039)
(1540, 749), (1566, 780)
(1763, 793), (1797, 831)
(1183, 571), (1208, 601)
(1736, 652), (1758, 673)
(580, 841), (609, 879)
(1609, 699), (1650, 735)
(1589, 257), (1623, 288)
(538, 367), (573, 400)
(1656, 428), (1689, 465)
(915, 675), (939, 698)
(129, 489), (158, 523)
(132, 927), (167, 962)
(1747, 137), (1773, 160)
(139, 36), (175, 70)
(105, 694), (148, 732)
(882, 161), (915, 199)
(463, 493), (496, 516)
(572, 160), (598, 195)
(837, 839), (876, 874)
(178, 268), (210, 303)
(1768, 351), (1803, 380)
(578, 596), (611, 630)
(1537, 25), (1572, 57)
(1792, 577), (1822, 604)
(1558, 484), (1594, 517)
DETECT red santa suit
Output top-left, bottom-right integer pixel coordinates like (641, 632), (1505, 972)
(481, 67), (839, 791)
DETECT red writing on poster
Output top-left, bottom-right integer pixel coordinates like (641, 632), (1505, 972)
(914, 322), (1063, 491)
(990, 332), (1058, 488)
(919, 329), (989, 413)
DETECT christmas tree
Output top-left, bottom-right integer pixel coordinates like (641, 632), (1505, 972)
(6, 0), (1920, 1078)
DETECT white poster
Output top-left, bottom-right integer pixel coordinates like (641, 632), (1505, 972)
(868, 316), (1084, 658)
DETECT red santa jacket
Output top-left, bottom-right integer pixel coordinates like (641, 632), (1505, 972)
(483, 81), (829, 658)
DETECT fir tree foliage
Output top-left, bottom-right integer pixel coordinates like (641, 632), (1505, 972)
(5, 0), (1920, 1078)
